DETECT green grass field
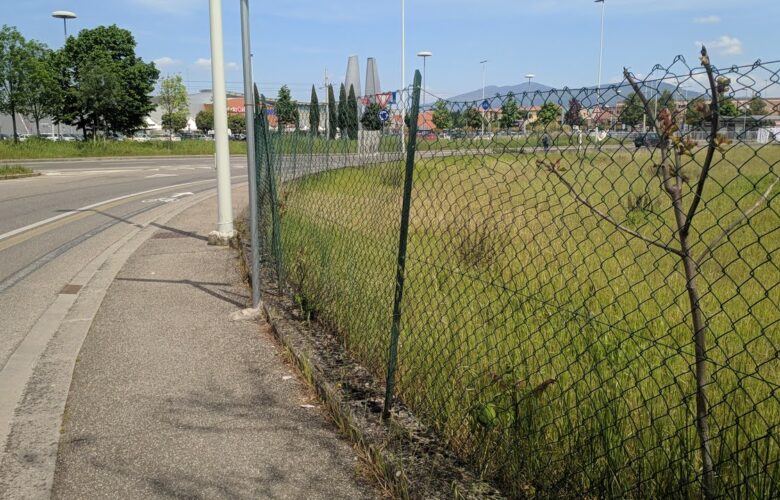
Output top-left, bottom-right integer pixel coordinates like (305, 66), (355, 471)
(263, 141), (780, 497)
(0, 137), (248, 159)
(0, 164), (34, 176)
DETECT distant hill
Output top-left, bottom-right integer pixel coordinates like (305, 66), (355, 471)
(440, 81), (702, 108)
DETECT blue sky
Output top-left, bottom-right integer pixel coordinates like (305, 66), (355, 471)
(6, 0), (779, 100)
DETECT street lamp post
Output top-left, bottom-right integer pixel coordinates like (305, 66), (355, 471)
(481, 60), (488, 137)
(524, 74), (535, 134)
(595, 0), (606, 103)
(52, 11), (76, 140)
(417, 51), (432, 107)
(51, 10), (76, 38)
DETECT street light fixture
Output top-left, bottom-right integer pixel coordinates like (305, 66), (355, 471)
(51, 10), (77, 38)
(417, 51), (432, 107)
(595, 0), (606, 102)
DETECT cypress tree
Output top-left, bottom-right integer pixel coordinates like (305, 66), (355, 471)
(337, 83), (348, 136)
(347, 84), (359, 140)
(309, 85), (320, 136)
(327, 84), (337, 139)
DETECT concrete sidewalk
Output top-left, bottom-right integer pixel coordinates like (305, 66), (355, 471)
(51, 193), (372, 499)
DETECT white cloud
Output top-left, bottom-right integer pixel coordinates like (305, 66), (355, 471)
(194, 58), (211, 68)
(153, 56), (180, 67)
(693, 15), (721, 24)
(695, 35), (743, 56)
(226, 62), (240, 71)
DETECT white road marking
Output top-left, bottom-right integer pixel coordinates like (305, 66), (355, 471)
(146, 173), (178, 178)
(0, 179), (227, 243)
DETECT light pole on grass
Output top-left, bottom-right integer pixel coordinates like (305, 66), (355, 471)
(417, 51), (432, 107)
(524, 74), (535, 134)
(595, 0), (606, 103)
(52, 10), (76, 38)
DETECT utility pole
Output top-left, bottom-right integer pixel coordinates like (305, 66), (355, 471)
(207, 0), (235, 245)
(595, 0), (606, 104)
(240, 0), (259, 305)
(323, 69), (330, 139)
(481, 60), (488, 137)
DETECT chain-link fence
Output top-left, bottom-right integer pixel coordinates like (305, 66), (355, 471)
(253, 50), (779, 498)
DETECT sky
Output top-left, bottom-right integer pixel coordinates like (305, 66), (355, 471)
(5, 0), (780, 101)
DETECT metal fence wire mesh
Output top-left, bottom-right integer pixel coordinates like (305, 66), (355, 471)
(254, 52), (780, 498)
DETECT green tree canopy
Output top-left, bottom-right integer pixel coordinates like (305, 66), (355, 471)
(748, 98), (768, 116)
(564, 98), (584, 127)
(719, 97), (739, 117)
(275, 84), (298, 131)
(161, 111), (187, 133)
(18, 40), (58, 137)
(54, 25), (159, 139)
(0, 26), (28, 141)
(345, 84), (358, 140)
(432, 100), (453, 130)
(361, 101), (383, 131)
(228, 113), (246, 134)
(195, 109), (213, 133)
(463, 107), (482, 130)
(327, 84), (337, 139)
(309, 85), (320, 136)
(337, 83), (348, 135)
(537, 101), (562, 125)
(498, 92), (521, 129)
(620, 92), (645, 127)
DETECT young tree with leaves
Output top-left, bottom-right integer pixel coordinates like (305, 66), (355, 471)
(309, 85), (320, 136)
(228, 113), (246, 134)
(195, 109), (213, 134)
(432, 100), (453, 130)
(327, 84), (337, 139)
(361, 102), (383, 131)
(498, 92), (521, 129)
(463, 107), (482, 130)
(537, 102), (562, 125)
(620, 92), (645, 127)
(275, 84), (298, 132)
(564, 98), (584, 127)
(346, 84), (359, 140)
(337, 83), (348, 136)
(158, 74), (189, 137)
(748, 98), (768, 116)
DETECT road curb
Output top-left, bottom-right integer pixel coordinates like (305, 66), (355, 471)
(0, 154), (245, 165)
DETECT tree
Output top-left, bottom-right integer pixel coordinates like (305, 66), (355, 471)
(657, 90), (676, 115)
(361, 102), (383, 131)
(195, 109), (213, 133)
(327, 84), (337, 139)
(54, 25), (159, 139)
(18, 40), (58, 137)
(346, 84), (359, 140)
(161, 111), (187, 133)
(537, 102), (561, 125)
(275, 84), (298, 131)
(228, 113), (246, 134)
(719, 97), (739, 117)
(498, 92), (521, 129)
(158, 74), (188, 137)
(432, 100), (453, 130)
(685, 97), (709, 127)
(620, 92), (644, 127)
(337, 83), (348, 135)
(748, 98), (768, 116)
(0, 26), (28, 142)
(463, 107), (482, 130)
(564, 98), (584, 127)
(309, 85), (320, 136)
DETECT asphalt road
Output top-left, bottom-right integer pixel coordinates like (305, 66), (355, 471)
(0, 155), (248, 402)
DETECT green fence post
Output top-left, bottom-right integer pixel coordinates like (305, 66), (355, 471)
(382, 70), (422, 420)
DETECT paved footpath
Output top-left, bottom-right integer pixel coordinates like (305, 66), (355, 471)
(46, 192), (372, 499)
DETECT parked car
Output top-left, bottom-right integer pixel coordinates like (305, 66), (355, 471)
(59, 134), (79, 142)
(132, 133), (150, 142)
(41, 133), (59, 141)
(634, 133), (661, 149)
(0, 133), (9, 141)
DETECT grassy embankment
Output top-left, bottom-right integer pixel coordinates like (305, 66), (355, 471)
(269, 142), (780, 497)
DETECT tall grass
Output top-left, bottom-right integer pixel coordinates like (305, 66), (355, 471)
(0, 137), (247, 160)
(266, 143), (780, 497)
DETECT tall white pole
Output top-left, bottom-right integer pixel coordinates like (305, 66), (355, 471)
(208, 0), (235, 241)
(597, 0), (606, 101)
(401, 0), (406, 150)
(240, 0), (259, 305)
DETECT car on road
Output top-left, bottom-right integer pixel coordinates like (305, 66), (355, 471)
(41, 133), (59, 141)
(634, 133), (661, 149)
